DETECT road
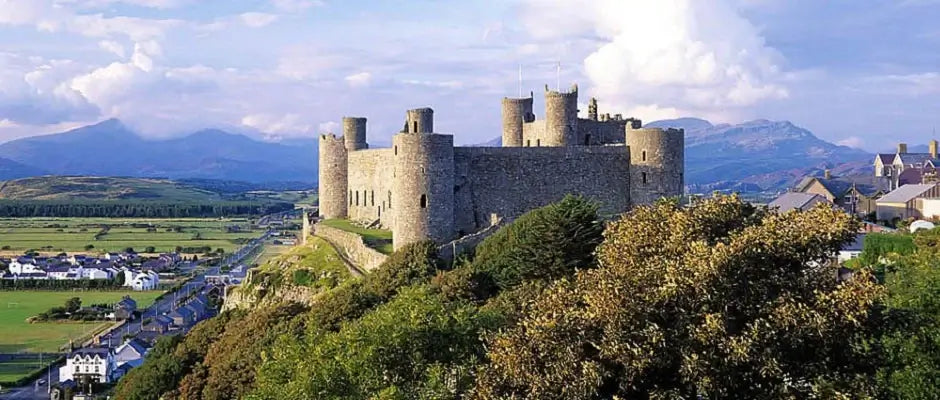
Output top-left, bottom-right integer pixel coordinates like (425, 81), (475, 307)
(0, 224), (270, 400)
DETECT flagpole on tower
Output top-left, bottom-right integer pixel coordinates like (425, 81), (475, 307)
(556, 60), (561, 91)
(518, 64), (523, 98)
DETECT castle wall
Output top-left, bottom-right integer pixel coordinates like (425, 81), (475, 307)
(318, 134), (348, 219)
(627, 127), (685, 205)
(453, 146), (631, 234)
(521, 120), (547, 147)
(346, 148), (395, 227)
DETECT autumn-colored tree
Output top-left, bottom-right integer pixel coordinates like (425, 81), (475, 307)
(475, 196), (885, 399)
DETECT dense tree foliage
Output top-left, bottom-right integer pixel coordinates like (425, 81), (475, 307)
(114, 195), (940, 400)
(0, 200), (291, 218)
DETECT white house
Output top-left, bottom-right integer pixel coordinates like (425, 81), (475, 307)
(838, 234), (866, 264)
(128, 270), (159, 290)
(80, 267), (111, 280)
(8, 259), (44, 275)
(114, 339), (149, 369)
(60, 348), (115, 384)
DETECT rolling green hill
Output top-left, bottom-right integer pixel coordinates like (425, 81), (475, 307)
(0, 176), (222, 201)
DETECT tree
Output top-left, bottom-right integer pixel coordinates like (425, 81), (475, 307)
(65, 297), (81, 313)
(145, 246), (156, 253)
(475, 196), (885, 399)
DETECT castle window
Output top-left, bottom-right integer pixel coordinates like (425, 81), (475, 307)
(420, 194), (428, 208)
(355, 191), (359, 206)
(536, 139), (540, 147)
(349, 190), (353, 205)
(642, 172), (648, 184)
(394, 145), (398, 155)
(413, 121), (418, 133)
(526, 139), (531, 147)
(371, 191), (374, 206)
(584, 134), (591, 145)
(388, 191), (392, 208)
(642, 150), (647, 162)
(378, 207), (381, 217)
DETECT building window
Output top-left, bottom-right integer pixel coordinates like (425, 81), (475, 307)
(355, 191), (359, 206)
(75, 366), (79, 373)
(642, 150), (647, 162)
(394, 145), (398, 155)
(388, 191), (392, 208)
(349, 190), (352, 205)
(584, 134), (591, 145)
(642, 172), (648, 184)
(371, 190), (375, 206)
(526, 139), (531, 147)
(420, 194), (428, 208)
(413, 121), (418, 132)
(536, 139), (540, 147)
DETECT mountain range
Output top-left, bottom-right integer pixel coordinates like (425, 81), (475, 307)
(0, 119), (316, 182)
(0, 118), (876, 191)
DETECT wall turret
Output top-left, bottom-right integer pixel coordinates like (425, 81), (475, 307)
(318, 133), (348, 219)
(404, 108), (434, 133)
(501, 94), (534, 147)
(343, 117), (368, 151)
(392, 109), (454, 249)
(587, 97), (598, 121)
(544, 84), (579, 146)
(626, 125), (684, 206)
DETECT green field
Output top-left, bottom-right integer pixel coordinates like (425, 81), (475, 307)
(0, 176), (223, 202)
(0, 354), (48, 383)
(0, 291), (162, 353)
(0, 217), (264, 254)
(320, 219), (393, 254)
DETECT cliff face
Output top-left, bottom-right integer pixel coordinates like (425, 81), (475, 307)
(222, 283), (319, 311)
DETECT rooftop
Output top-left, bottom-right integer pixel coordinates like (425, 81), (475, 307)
(878, 184), (937, 203)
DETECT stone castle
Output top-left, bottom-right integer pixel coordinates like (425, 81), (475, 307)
(318, 84), (685, 250)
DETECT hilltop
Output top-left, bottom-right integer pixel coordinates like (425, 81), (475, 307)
(0, 176), (224, 201)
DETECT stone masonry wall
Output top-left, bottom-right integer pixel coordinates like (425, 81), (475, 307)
(346, 148), (395, 227)
(453, 145), (631, 234)
(313, 222), (388, 272)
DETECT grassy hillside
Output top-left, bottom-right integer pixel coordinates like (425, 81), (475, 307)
(0, 176), (222, 202)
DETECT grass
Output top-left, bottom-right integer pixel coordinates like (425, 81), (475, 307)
(0, 355), (49, 383)
(321, 219), (394, 254)
(0, 290), (162, 353)
(250, 236), (351, 291)
(0, 217), (264, 254)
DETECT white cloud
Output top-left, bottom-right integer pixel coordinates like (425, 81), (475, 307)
(241, 113), (315, 135)
(837, 136), (865, 149)
(239, 12), (278, 28)
(271, 0), (325, 12)
(318, 121), (339, 134)
(98, 40), (127, 58)
(344, 72), (372, 88)
(522, 0), (788, 119)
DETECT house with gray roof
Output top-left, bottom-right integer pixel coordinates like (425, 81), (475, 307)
(794, 171), (887, 216)
(768, 192), (830, 213)
(876, 183), (940, 222)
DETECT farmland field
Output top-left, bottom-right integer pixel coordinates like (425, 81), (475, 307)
(0, 291), (162, 353)
(0, 217), (265, 255)
(0, 354), (46, 383)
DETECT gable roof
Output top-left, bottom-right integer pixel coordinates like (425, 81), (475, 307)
(896, 153), (939, 167)
(878, 184), (937, 203)
(876, 153), (894, 164)
(769, 192), (828, 212)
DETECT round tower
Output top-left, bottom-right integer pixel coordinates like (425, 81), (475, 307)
(626, 126), (685, 206)
(343, 117), (368, 151)
(404, 108), (434, 133)
(391, 122), (455, 249)
(318, 133), (348, 219)
(501, 95), (533, 147)
(544, 84), (579, 146)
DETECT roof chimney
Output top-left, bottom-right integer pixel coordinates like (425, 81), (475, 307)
(824, 169), (831, 180)
(930, 140), (938, 159)
(898, 143), (908, 154)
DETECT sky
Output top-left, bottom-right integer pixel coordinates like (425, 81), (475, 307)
(0, 0), (937, 151)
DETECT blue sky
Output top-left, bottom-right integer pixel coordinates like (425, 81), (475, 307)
(0, 0), (937, 151)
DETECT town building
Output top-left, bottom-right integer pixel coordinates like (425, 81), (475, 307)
(319, 84), (685, 249)
(60, 347), (115, 384)
(876, 183), (940, 221)
(874, 141), (939, 190)
(768, 192), (830, 213)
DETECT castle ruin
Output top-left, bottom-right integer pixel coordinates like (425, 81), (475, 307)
(319, 84), (685, 250)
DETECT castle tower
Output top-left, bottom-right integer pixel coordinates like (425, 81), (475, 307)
(544, 84), (579, 146)
(501, 94), (533, 147)
(392, 108), (455, 249)
(588, 97), (598, 121)
(318, 134), (348, 219)
(627, 125), (685, 206)
(404, 108), (434, 133)
(343, 117), (368, 151)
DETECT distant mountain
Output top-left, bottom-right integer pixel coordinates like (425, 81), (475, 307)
(0, 157), (48, 180)
(0, 119), (316, 183)
(646, 118), (872, 190)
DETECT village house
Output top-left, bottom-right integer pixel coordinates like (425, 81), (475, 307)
(768, 192), (831, 213)
(876, 183), (940, 222)
(60, 347), (115, 384)
(793, 171), (886, 216)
